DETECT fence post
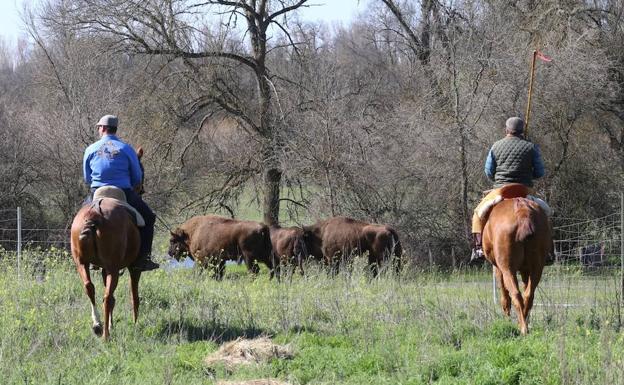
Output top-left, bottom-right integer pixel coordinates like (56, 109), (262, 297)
(17, 206), (21, 280)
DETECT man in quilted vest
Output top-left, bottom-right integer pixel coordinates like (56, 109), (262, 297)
(471, 117), (545, 261)
(83, 115), (159, 271)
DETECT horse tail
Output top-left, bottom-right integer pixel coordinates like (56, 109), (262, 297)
(78, 207), (102, 259)
(514, 198), (537, 242)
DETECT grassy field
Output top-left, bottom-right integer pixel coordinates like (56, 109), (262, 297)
(1, 249), (624, 385)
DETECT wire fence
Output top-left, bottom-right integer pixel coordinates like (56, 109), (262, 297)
(0, 208), (70, 250)
(1, 205), (622, 258)
(553, 211), (622, 267)
(2, 195), (623, 307)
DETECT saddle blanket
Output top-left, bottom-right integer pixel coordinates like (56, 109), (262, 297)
(92, 186), (145, 227)
(477, 195), (553, 220)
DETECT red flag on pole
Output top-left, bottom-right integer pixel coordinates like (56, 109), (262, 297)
(536, 50), (552, 62)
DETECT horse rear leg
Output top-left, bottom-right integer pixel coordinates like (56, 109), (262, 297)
(494, 266), (511, 317)
(101, 269), (116, 330)
(75, 263), (102, 336)
(129, 269), (141, 323)
(521, 268), (543, 328)
(102, 271), (119, 340)
(501, 269), (528, 335)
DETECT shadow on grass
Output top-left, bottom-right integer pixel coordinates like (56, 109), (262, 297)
(154, 319), (268, 343)
(288, 325), (316, 334)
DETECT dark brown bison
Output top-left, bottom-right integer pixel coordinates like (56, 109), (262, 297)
(168, 215), (274, 279)
(302, 216), (402, 276)
(269, 225), (308, 276)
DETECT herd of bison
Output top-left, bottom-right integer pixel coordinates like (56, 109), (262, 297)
(168, 215), (403, 279)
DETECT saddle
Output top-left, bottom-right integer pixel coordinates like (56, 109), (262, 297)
(92, 186), (145, 227)
(477, 183), (553, 221)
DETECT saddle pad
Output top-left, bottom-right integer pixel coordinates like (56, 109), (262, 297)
(478, 194), (553, 220)
(477, 195), (503, 220)
(93, 186), (127, 202)
(527, 195), (553, 217)
(93, 198), (146, 227)
(92, 187), (145, 227)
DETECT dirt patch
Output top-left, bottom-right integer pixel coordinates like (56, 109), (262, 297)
(216, 380), (292, 385)
(205, 336), (294, 370)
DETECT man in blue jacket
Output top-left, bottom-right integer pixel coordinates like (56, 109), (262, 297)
(83, 115), (159, 271)
(471, 117), (546, 261)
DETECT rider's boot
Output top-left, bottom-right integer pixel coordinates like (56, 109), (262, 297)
(130, 253), (159, 271)
(470, 232), (485, 262)
(130, 227), (159, 272)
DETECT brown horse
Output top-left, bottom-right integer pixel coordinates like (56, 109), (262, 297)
(69, 150), (145, 340)
(482, 190), (551, 335)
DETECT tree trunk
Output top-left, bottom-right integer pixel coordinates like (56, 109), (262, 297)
(263, 167), (281, 227)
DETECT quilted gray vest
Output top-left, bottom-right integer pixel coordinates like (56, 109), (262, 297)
(491, 136), (536, 187)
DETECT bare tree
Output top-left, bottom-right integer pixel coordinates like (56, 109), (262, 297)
(41, 0), (309, 226)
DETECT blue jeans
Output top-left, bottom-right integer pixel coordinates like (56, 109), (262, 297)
(87, 188), (155, 258)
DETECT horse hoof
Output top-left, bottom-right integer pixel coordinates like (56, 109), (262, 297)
(93, 324), (103, 337)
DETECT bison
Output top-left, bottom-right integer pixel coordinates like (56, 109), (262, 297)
(269, 225), (308, 276)
(302, 216), (402, 277)
(168, 215), (275, 279)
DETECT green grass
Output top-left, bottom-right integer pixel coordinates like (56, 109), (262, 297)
(1, 249), (624, 385)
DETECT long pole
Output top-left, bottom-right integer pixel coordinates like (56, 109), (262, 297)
(492, 265), (497, 305)
(620, 191), (623, 305)
(17, 206), (21, 280)
(524, 50), (538, 139)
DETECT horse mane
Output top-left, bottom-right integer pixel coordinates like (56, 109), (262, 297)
(513, 198), (538, 242)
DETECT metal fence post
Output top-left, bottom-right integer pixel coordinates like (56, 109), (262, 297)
(17, 206), (21, 280)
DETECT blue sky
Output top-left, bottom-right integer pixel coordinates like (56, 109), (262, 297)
(0, 0), (366, 45)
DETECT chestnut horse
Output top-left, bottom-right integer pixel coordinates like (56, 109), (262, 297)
(69, 149), (145, 340)
(482, 187), (551, 335)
